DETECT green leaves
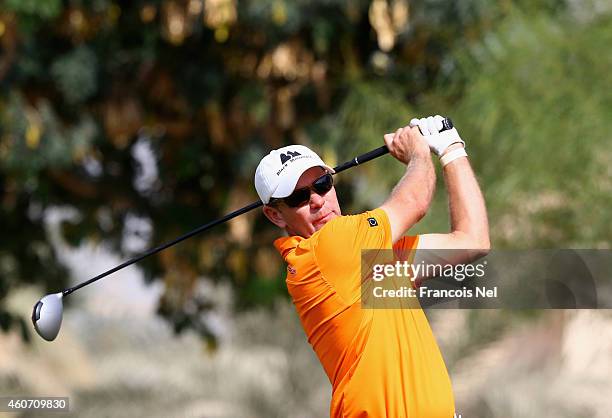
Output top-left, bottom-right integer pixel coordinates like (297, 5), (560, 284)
(0, 94), (97, 180)
(51, 46), (99, 105)
(3, 0), (62, 19)
(1, 0), (611, 343)
(438, 9), (612, 246)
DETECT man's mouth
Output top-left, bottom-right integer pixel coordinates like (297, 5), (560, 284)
(314, 212), (334, 226)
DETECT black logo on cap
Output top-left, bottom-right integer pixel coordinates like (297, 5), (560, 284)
(280, 150), (301, 164)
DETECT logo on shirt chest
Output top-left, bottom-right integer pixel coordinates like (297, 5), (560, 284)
(287, 265), (297, 274)
(367, 217), (378, 227)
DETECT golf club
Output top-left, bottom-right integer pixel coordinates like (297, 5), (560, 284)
(32, 118), (453, 341)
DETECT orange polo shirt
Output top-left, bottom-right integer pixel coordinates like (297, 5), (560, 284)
(274, 208), (454, 418)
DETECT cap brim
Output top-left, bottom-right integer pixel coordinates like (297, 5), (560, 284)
(271, 159), (335, 199)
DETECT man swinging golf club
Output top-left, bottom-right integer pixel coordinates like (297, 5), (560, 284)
(255, 115), (489, 417)
(31, 114), (487, 416)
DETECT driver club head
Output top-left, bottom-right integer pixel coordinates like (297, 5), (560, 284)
(32, 293), (64, 341)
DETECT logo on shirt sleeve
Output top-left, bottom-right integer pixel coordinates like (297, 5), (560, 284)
(287, 265), (297, 274)
(367, 217), (378, 227)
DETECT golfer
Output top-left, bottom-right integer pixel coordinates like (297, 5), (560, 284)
(254, 115), (489, 417)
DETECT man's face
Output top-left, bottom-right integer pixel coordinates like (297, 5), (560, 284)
(263, 167), (341, 238)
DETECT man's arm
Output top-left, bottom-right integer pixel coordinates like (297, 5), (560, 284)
(404, 115), (489, 270)
(379, 126), (436, 244)
(417, 142), (490, 263)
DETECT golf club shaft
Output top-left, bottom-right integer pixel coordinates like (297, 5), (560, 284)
(333, 146), (389, 174)
(63, 200), (263, 296)
(62, 145), (386, 296)
(63, 117), (453, 296)
(333, 117), (453, 173)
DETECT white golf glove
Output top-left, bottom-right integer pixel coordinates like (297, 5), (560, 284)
(409, 115), (465, 156)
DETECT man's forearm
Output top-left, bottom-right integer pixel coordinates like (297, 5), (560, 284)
(380, 125), (436, 243)
(442, 149), (489, 248)
(395, 152), (436, 216)
(382, 152), (436, 241)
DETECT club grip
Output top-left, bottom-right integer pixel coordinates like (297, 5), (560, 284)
(440, 118), (454, 131)
(333, 117), (453, 174)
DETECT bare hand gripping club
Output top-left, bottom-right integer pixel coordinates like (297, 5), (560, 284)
(32, 118), (453, 341)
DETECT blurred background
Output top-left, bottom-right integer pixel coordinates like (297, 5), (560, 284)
(1, 0), (611, 416)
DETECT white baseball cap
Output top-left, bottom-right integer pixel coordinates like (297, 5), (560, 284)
(254, 145), (335, 204)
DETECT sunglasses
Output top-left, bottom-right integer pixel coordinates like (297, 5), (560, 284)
(270, 173), (334, 208)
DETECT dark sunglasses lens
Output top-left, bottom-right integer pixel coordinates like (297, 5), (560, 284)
(313, 174), (333, 194)
(284, 188), (311, 207)
(283, 174), (333, 207)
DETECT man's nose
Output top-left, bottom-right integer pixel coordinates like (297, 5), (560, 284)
(309, 190), (325, 208)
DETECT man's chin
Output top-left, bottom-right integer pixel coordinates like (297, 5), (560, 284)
(314, 212), (337, 230)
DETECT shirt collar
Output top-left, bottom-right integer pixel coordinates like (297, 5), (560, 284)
(273, 235), (303, 259)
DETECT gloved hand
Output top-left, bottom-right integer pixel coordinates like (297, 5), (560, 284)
(409, 115), (465, 156)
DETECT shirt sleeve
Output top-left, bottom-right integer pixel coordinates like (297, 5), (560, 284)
(393, 235), (420, 261)
(312, 208), (393, 303)
(393, 235), (420, 288)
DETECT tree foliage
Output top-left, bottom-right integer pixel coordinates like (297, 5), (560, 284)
(1, 0), (609, 342)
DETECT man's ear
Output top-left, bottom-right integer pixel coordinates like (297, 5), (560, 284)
(262, 205), (287, 229)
